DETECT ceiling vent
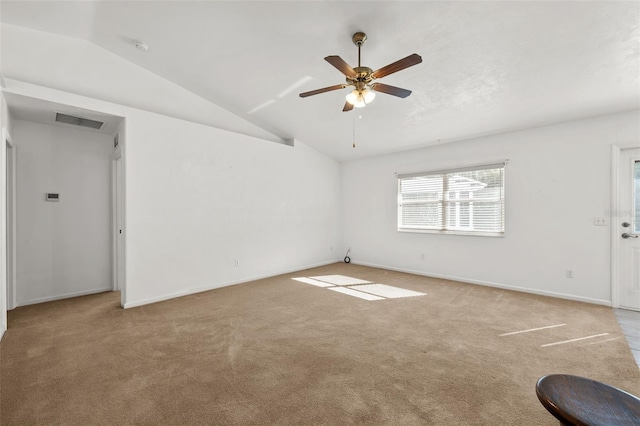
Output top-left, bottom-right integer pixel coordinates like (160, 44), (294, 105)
(55, 113), (104, 130)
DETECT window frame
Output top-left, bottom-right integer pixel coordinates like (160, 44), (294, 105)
(397, 161), (507, 237)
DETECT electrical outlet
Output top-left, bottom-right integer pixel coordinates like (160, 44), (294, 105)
(593, 217), (607, 226)
(234, 259), (240, 267)
(421, 253), (425, 261)
(565, 269), (573, 279)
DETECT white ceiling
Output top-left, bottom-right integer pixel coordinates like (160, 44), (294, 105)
(1, 1), (639, 161)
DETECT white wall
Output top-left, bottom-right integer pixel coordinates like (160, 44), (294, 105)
(1, 0), (4, 340)
(124, 113), (341, 307)
(4, 79), (342, 309)
(15, 119), (113, 305)
(0, 91), (10, 339)
(342, 110), (640, 305)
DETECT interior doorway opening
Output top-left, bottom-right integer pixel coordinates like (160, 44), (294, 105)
(2, 93), (125, 313)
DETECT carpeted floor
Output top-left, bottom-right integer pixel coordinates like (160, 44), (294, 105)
(2, 263), (639, 425)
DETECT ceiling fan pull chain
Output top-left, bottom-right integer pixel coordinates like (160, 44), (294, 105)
(352, 111), (356, 148)
(352, 114), (363, 148)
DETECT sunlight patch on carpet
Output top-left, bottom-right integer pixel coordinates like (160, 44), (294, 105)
(328, 287), (385, 301)
(582, 337), (622, 346)
(352, 284), (426, 299)
(292, 277), (335, 288)
(292, 275), (426, 301)
(541, 333), (610, 347)
(310, 275), (372, 286)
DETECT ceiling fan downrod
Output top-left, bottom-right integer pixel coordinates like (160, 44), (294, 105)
(352, 32), (367, 68)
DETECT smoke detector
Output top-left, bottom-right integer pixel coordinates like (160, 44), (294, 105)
(134, 40), (149, 52)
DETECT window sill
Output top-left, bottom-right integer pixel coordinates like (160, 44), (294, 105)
(398, 228), (505, 237)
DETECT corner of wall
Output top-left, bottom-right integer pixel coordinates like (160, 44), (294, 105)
(0, 91), (8, 339)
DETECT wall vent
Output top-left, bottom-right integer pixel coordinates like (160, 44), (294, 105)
(55, 113), (104, 130)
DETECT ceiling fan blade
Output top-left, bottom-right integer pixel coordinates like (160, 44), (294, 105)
(371, 83), (412, 98)
(299, 84), (346, 98)
(342, 101), (354, 112)
(372, 53), (422, 79)
(325, 56), (357, 78)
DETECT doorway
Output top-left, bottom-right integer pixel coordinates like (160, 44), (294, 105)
(614, 146), (640, 310)
(0, 94), (127, 331)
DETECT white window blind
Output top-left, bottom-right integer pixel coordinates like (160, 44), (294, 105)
(397, 162), (506, 236)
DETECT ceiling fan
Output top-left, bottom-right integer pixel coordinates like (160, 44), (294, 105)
(299, 32), (422, 112)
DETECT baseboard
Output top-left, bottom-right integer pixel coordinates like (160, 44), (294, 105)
(350, 260), (612, 307)
(123, 259), (341, 309)
(17, 287), (113, 307)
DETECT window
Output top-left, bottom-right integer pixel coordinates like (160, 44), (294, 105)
(397, 162), (506, 236)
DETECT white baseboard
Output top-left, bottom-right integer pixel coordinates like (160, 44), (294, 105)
(18, 287), (113, 307)
(123, 259), (341, 309)
(350, 260), (612, 307)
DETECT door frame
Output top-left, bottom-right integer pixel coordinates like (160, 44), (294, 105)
(611, 143), (639, 308)
(1, 127), (16, 337)
(111, 139), (126, 306)
(5, 131), (16, 311)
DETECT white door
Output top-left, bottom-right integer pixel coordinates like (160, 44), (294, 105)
(618, 147), (640, 310)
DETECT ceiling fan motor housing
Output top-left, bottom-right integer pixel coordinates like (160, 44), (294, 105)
(347, 67), (373, 85)
(352, 32), (367, 46)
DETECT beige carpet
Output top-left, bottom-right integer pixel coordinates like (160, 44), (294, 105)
(2, 263), (639, 425)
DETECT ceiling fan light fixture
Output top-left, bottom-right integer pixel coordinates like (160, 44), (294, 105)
(346, 87), (375, 108)
(347, 90), (367, 108)
(354, 93), (368, 108)
(362, 87), (376, 103)
(346, 89), (359, 105)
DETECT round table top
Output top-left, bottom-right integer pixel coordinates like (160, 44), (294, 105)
(536, 374), (640, 426)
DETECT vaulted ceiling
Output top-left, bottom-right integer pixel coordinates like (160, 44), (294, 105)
(1, 1), (639, 161)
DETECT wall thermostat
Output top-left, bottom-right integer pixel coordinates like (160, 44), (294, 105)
(46, 193), (60, 202)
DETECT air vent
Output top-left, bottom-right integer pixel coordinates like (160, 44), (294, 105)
(55, 113), (104, 130)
